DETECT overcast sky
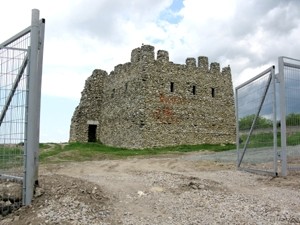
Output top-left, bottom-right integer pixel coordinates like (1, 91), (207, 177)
(0, 0), (300, 142)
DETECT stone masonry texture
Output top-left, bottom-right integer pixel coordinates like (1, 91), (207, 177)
(69, 45), (236, 149)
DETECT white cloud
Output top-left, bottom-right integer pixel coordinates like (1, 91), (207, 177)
(234, 63), (272, 87)
(42, 69), (87, 99)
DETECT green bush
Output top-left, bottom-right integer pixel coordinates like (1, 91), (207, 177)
(239, 114), (272, 130)
(286, 113), (300, 126)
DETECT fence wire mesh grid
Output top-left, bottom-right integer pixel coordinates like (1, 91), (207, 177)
(0, 32), (30, 214)
(236, 67), (278, 175)
(282, 57), (300, 171)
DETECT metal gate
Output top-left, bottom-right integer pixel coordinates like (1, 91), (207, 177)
(236, 57), (300, 176)
(0, 9), (45, 210)
(235, 66), (278, 176)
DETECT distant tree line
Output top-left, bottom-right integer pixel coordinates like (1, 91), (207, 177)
(239, 113), (300, 130)
(285, 113), (300, 126)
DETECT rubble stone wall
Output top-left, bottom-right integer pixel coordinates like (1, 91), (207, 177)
(70, 45), (236, 148)
(69, 69), (106, 142)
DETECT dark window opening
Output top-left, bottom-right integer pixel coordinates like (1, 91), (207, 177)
(170, 82), (174, 92)
(125, 82), (128, 92)
(140, 120), (145, 128)
(192, 85), (196, 95)
(88, 125), (97, 142)
(111, 89), (115, 98)
(211, 88), (215, 97)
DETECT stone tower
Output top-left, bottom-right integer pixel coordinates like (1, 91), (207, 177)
(69, 45), (236, 148)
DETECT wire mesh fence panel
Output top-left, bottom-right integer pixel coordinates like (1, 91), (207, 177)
(0, 9), (44, 212)
(0, 38), (29, 176)
(0, 32), (30, 215)
(281, 57), (300, 171)
(236, 66), (277, 175)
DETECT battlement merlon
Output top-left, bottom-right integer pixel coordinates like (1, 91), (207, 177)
(186, 58), (196, 67)
(210, 62), (220, 74)
(130, 45), (156, 63)
(141, 45), (155, 63)
(221, 65), (231, 76)
(130, 45), (155, 63)
(157, 50), (169, 63)
(131, 47), (141, 63)
(198, 56), (208, 71)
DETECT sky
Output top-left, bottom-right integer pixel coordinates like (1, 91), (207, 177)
(0, 0), (300, 143)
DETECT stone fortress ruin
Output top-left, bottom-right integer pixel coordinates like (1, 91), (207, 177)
(69, 44), (236, 149)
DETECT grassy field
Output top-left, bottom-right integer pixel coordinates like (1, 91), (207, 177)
(0, 145), (24, 168)
(39, 142), (236, 163)
(239, 131), (300, 148)
(3, 131), (300, 164)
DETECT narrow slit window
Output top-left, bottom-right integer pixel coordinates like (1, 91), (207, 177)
(211, 88), (215, 97)
(170, 82), (174, 92)
(111, 89), (115, 98)
(125, 82), (128, 92)
(192, 85), (196, 95)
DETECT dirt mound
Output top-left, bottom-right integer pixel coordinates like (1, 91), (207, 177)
(0, 175), (112, 225)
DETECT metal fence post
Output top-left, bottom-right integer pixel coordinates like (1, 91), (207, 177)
(34, 15), (45, 187)
(235, 88), (240, 168)
(278, 56), (288, 176)
(23, 9), (42, 205)
(271, 66), (278, 175)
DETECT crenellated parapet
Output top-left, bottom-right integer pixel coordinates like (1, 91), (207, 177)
(129, 45), (230, 77)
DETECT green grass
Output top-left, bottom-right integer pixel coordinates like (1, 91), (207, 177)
(239, 131), (300, 148)
(39, 142), (235, 163)
(287, 132), (300, 146)
(39, 143), (53, 150)
(0, 145), (24, 168)
(239, 132), (277, 148)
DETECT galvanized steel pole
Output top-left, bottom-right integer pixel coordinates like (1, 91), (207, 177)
(23, 9), (42, 205)
(278, 57), (288, 176)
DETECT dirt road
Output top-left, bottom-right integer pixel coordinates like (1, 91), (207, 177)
(1, 152), (300, 224)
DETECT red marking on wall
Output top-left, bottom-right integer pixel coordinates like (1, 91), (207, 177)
(153, 93), (186, 124)
(159, 93), (184, 104)
(153, 106), (179, 124)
